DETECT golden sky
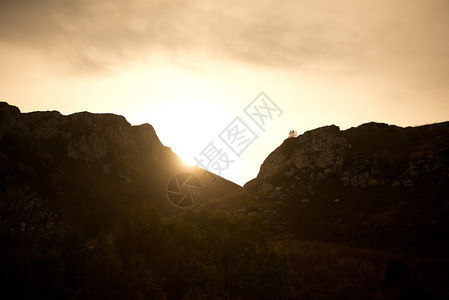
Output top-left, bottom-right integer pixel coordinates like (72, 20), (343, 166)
(1, 0), (448, 185)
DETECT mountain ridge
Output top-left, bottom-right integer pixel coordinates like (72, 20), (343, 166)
(2, 102), (449, 298)
(202, 120), (449, 256)
(0, 102), (241, 235)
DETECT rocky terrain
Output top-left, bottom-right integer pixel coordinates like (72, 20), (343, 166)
(249, 122), (449, 192)
(2, 101), (448, 253)
(2, 102), (449, 298)
(204, 122), (449, 256)
(0, 102), (240, 235)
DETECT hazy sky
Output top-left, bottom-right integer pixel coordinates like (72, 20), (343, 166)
(1, 0), (448, 185)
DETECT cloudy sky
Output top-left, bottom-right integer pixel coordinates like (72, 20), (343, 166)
(1, 0), (448, 185)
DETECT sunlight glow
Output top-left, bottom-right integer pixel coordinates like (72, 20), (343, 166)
(4, 52), (448, 186)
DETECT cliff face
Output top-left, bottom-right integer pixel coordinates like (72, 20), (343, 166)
(0, 102), (167, 162)
(250, 125), (349, 194)
(247, 122), (449, 197)
(207, 121), (449, 255)
(0, 102), (240, 234)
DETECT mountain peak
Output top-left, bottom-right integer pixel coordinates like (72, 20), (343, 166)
(0, 102), (240, 233)
(248, 121), (449, 195)
(207, 120), (449, 256)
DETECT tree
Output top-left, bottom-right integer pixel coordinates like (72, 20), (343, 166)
(288, 130), (298, 138)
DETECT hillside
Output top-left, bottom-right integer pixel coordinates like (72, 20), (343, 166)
(2, 102), (449, 298)
(0, 102), (240, 236)
(203, 122), (449, 256)
(195, 121), (449, 298)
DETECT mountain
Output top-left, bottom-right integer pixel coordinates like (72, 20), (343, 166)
(3, 101), (447, 254)
(0, 102), (240, 236)
(202, 122), (449, 256)
(2, 101), (449, 298)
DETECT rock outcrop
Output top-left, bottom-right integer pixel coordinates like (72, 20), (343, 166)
(0, 102), (240, 233)
(209, 121), (449, 254)
(246, 122), (449, 198)
(253, 125), (350, 193)
(1, 102), (168, 163)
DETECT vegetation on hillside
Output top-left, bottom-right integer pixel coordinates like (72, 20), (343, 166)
(2, 204), (449, 299)
(0, 207), (292, 299)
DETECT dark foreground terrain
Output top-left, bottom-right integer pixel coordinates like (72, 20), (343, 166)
(1, 102), (448, 299)
(202, 121), (449, 299)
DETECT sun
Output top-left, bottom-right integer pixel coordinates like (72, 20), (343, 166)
(149, 98), (234, 166)
(117, 64), (241, 167)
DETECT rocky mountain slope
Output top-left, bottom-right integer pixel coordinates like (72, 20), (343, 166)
(0, 102), (240, 235)
(204, 122), (449, 256)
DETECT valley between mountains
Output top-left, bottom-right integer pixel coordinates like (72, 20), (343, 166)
(1, 102), (448, 299)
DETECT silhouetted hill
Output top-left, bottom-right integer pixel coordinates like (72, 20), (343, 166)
(0, 102), (240, 236)
(2, 102), (449, 298)
(203, 121), (449, 256)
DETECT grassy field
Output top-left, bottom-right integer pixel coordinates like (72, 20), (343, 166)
(269, 239), (449, 299)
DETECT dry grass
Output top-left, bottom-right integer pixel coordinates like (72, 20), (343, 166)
(268, 239), (449, 299)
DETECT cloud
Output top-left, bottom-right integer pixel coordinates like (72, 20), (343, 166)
(1, 0), (448, 89)
(0, 0), (197, 73)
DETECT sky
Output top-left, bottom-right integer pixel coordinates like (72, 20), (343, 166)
(1, 0), (448, 186)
